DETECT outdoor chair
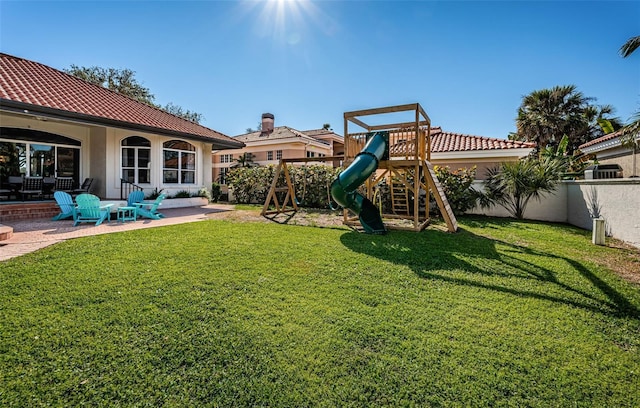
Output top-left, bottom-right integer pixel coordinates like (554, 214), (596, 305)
(127, 190), (145, 207)
(53, 177), (75, 194)
(134, 193), (166, 220)
(72, 178), (94, 196)
(52, 191), (75, 221)
(43, 176), (55, 198)
(18, 176), (43, 200)
(5, 176), (23, 200)
(73, 193), (112, 226)
(0, 182), (11, 200)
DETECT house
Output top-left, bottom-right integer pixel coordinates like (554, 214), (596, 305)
(578, 130), (640, 178)
(212, 111), (535, 187)
(0, 52), (244, 201)
(212, 113), (344, 185)
(428, 127), (536, 179)
(387, 127), (536, 179)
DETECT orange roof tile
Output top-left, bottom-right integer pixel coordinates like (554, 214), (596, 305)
(578, 130), (623, 149)
(0, 53), (243, 148)
(430, 127), (535, 152)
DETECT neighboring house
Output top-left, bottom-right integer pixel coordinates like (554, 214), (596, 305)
(0, 52), (244, 200)
(212, 113), (344, 185)
(578, 130), (640, 178)
(390, 127), (536, 179)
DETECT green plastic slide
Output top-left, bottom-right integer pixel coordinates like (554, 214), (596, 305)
(330, 131), (388, 234)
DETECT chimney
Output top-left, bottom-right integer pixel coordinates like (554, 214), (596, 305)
(261, 113), (274, 134)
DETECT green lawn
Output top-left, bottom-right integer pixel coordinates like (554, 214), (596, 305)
(1, 216), (639, 407)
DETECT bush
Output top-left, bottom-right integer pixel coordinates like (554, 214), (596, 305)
(287, 165), (342, 209)
(432, 165), (480, 215)
(173, 190), (191, 198)
(227, 165), (341, 208)
(146, 187), (165, 200)
(227, 166), (276, 204)
(211, 182), (221, 202)
(195, 187), (212, 202)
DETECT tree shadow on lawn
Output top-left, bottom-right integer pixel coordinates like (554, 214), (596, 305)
(340, 227), (640, 319)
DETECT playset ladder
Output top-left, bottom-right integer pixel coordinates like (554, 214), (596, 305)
(390, 176), (409, 215)
(424, 160), (458, 232)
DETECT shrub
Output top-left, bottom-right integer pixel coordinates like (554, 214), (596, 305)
(211, 182), (221, 202)
(146, 187), (164, 200)
(195, 187), (212, 202)
(478, 157), (562, 219)
(227, 166), (276, 204)
(287, 165), (342, 209)
(173, 190), (191, 198)
(228, 165), (341, 208)
(432, 165), (480, 215)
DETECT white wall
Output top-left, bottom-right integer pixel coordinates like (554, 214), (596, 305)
(566, 180), (640, 247)
(466, 179), (640, 248)
(467, 181), (568, 222)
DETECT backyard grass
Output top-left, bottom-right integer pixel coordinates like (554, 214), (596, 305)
(1, 216), (639, 406)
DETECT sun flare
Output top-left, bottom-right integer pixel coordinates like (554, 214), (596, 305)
(240, 0), (331, 45)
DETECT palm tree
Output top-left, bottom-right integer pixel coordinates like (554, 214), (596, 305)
(619, 34), (640, 176)
(515, 85), (591, 153)
(479, 157), (563, 219)
(620, 35), (640, 58)
(231, 152), (258, 168)
(515, 85), (620, 155)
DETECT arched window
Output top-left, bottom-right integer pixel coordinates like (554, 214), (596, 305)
(121, 136), (151, 184)
(163, 140), (196, 184)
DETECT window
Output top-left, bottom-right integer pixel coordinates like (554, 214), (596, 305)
(220, 153), (233, 163)
(1, 128), (81, 183)
(121, 136), (151, 184)
(219, 167), (229, 185)
(276, 150), (283, 160)
(306, 151), (316, 158)
(267, 151), (273, 161)
(163, 140), (196, 184)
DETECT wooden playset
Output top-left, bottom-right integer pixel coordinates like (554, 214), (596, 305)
(262, 103), (457, 233)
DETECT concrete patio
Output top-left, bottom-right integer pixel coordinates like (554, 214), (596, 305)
(0, 203), (236, 262)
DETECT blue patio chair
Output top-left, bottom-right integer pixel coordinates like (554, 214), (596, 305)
(127, 190), (145, 206)
(73, 193), (113, 226)
(134, 194), (166, 220)
(52, 191), (75, 221)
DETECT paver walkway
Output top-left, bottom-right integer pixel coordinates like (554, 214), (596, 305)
(0, 204), (236, 262)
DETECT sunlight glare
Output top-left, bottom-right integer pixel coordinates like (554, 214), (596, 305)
(241, 0), (334, 45)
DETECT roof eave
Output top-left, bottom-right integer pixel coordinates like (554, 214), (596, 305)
(0, 99), (245, 150)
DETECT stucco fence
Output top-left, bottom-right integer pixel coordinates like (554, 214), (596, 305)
(467, 179), (640, 249)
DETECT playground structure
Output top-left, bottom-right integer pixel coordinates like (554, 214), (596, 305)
(262, 103), (457, 233)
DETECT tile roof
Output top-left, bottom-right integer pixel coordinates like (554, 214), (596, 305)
(429, 127), (536, 152)
(235, 126), (327, 145)
(384, 127), (536, 155)
(578, 130), (623, 149)
(302, 129), (336, 137)
(0, 53), (243, 148)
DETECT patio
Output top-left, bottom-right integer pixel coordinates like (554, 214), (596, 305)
(0, 203), (236, 261)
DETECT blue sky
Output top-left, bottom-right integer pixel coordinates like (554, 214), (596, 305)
(1, 0), (638, 139)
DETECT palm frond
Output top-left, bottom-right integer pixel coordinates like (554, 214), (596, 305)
(620, 36), (640, 58)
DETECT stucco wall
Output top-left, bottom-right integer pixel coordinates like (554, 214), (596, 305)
(89, 126), (107, 198)
(467, 181), (568, 222)
(597, 154), (638, 178)
(565, 180), (640, 247)
(466, 179), (640, 248)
